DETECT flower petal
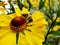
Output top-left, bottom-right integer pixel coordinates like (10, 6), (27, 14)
(32, 11), (44, 21)
(18, 32), (30, 45)
(0, 30), (16, 45)
(21, 7), (30, 14)
(8, 13), (17, 19)
(0, 26), (11, 37)
(0, 14), (11, 26)
(14, 8), (21, 16)
(24, 30), (43, 45)
(24, 30), (36, 45)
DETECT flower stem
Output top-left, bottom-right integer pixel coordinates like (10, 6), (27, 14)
(43, 15), (58, 44)
(16, 32), (19, 45)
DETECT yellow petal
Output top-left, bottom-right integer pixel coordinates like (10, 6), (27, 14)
(0, 26), (11, 37)
(21, 7), (30, 14)
(32, 11), (44, 21)
(8, 13), (17, 19)
(30, 34), (43, 45)
(24, 30), (43, 45)
(14, 8), (21, 16)
(0, 14), (11, 26)
(32, 18), (48, 26)
(0, 31), (16, 45)
(27, 25), (46, 35)
(24, 30), (35, 45)
(18, 32), (29, 45)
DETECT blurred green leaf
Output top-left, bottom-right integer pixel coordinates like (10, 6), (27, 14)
(39, 0), (44, 9)
(55, 22), (60, 25)
(9, 3), (15, 13)
(45, 12), (53, 21)
(57, 6), (60, 16)
(27, 0), (32, 11)
(57, 9), (60, 16)
(17, 0), (24, 10)
(49, 29), (60, 35)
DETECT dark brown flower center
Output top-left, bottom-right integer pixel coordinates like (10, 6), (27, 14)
(10, 16), (27, 32)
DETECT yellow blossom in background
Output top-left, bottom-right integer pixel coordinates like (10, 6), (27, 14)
(58, 0), (60, 4)
(24, 0), (29, 8)
(45, 0), (53, 9)
(0, 7), (47, 45)
(30, 0), (39, 7)
(53, 25), (60, 31)
(52, 17), (60, 31)
(56, 17), (60, 22)
(48, 34), (54, 37)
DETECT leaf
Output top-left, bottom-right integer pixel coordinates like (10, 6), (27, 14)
(45, 12), (53, 21)
(39, 0), (44, 9)
(17, 0), (24, 10)
(27, 0), (32, 11)
(57, 6), (60, 16)
(49, 29), (60, 35)
(55, 22), (60, 25)
(9, 2), (15, 13)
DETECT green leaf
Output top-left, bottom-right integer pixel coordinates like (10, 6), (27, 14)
(49, 29), (60, 35)
(57, 6), (60, 16)
(9, 3), (15, 13)
(27, 0), (32, 11)
(39, 0), (44, 9)
(55, 22), (60, 25)
(45, 12), (53, 21)
(17, 0), (24, 10)
(57, 9), (60, 16)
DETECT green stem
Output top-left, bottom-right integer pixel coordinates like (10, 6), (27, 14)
(16, 32), (19, 45)
(27, 0), (32, 11)
(49, 0), (51, 13)
(43, 15), (58, 44)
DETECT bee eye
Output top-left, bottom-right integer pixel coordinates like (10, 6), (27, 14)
(22, 14), (28, 18)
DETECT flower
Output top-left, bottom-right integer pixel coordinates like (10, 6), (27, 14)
(53, 25), (60, 31)
(30, 0), (39, 7)
(53, 17), (60, 31)
(58, 0), (60, 4)
(24, 0), (29, 8)
(0, 7), (47, 45)
(45, 0), (54, 9)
